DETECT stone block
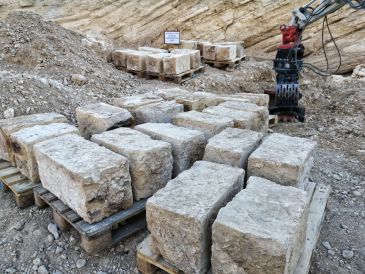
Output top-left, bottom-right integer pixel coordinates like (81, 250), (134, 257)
(138, 47), (168, 53)
(34, 134), (133, 224)
(175, 92), (223, 111)
(163, 54), (190, 75)
(127, 51), (149, 71)
(248, 133), (317, 187)
(10, 123), (79, 183)
(134, 101), (184, 124)
(172, 111), (234, 140)
(147, 161), (244, 274)
(197, 41), (211, 56)
(146, 53), (171, 73)
(153, 87), (191, 100)
(203, 128), (263, 169)
(135, 123), (206, 177)
(221, 93), (269, 107)
(0, 113), (67, 162)
(212, 176), (309, 274)
(202, 43), (216, 60)
(171, 49), (201, 69)
(219, 101), (269, 132)
(76, 102), (134, 139)
(215, 45), (236, 61)
(217, 42), (245, 58)
(203, 106), (258, 130)
(112, 94), (164, 115)
(91, 128), (172, 200)
(112, 49), (135, 68)
(179, 40), (198, 50)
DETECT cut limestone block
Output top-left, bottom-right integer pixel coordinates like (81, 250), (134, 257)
(197, 41), (211, 56)
(203, 128), (263, 169)
(212, 176), (309, 274)
(175, 92), (224, 111)
(172, 111), (234, 140)
(215, 45), (236, 61)
(153, 87), (191, 100)
(248, 133), (317, 187)
(135, 123), (206, 177)
(203, 44), (216, 60)
(34, 134), (133, 224)
(203, 106), (257, 130)
(171, 49), (201, 69)
(221, 93), (269, 107)
(112, 49), (135, 68)
(127, 51), (150, 71)
(219, 101), (269, 132)
(146, 53), (171, 73)
(218, 96), (250, 104)
(0, 113), (67, 162)
(147, 161), (244, 274)
(179, 40), (198, 50)
(163, 54), (190, 75)
(138, 47), (168, 53)
(10, 123), (79, 183)
(112, 94), (164, 115)
(91, 128), (172, 200)
(217, 42), (245, 58)
(134, 101), (184, 124)
(76, 102), (134, 139)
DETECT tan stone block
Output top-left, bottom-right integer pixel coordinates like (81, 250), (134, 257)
(112, 49), (135, 68)
(127, 51), (149, 71)
(197, 41), (211, 57)
(175, 92), (223, 111)
(179, 40), (198, 50)
(217, 42), (245, 58)
(215, 45), (236, 61)
(163, 54), (190, 75)
(153, 87), (191, 100)
(134, 101), (184, 124)
(146, 53), (171, 73)
(112, 94), (164, 115)
(171, 49), (201, 69)
(203, 44), (216, 60)
(138, 47), (168, 53)
(221, 93), (270, 107)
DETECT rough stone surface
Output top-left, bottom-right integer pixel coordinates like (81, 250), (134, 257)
(172, 110), (234, 140)
(134, 101), (184, 124)
(112, 94), (164, 115)
(203, 128), (263, 169)
(135, 123), (206, 177)
(219, 101), (269, 132)
(175, 91), (223, 111)
(34, 134), (133, 224)
(70, 74), (87, 86)
(76, 102), (133, 139)
(203, 106), (258, 130)
(126, 51), (149, 71)
(212, 176), (309, 274)
(138, 47), (168, 53)
(153, 87), (191, 100)
(3, 108), (14, 119)
(0, 113), (67, 162)
(203, 44), (216, 60)
(179, 40), (198, 50)
(10, 123), (79, 183)
(147, 161), (244, 274)
(215, 45), (236, 61)
(112, 49), (135, 68)
(163, 53), (190, 75)
(91, 128), (172, 200)
(248, 133), (317, 187)
(197, 41), (211, 56)
(145, 53), (171, 73)
(221, 93), (269, 107)
(217, 42), (245, 58)
(171, 49), (201, 69)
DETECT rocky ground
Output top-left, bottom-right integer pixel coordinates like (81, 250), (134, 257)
(0, 11), (364, 274)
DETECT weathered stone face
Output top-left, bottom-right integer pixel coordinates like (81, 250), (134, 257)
(171, 49), (201, 69)
(112, 94), (164, 115)
(147, 161), (244, 274)
(127, 51), (149, 71)
(212, 176), (309, 274)
(138, 47), (168, 53)
(175, 92), (223, 111)
(203, 128), (263, 169)
(203, 106), (257, 130)
(179, 40), (198, 50)
(134, 101), (184, 124)
(163, 53), (190, 75)
(220, 93), (269, 107)
(10, 123), (79, 183)
(172, 110), (234, 140)
(0, 112), (67, 162)
(217, 42), (245, 58)
(91, 128), (173, 200)
(197, 41), (212, 57)
(76, 102), (134, 139)
(135, 123), (206, 177)
(203, 44), (216, 60)
(215, 45), (236, 61)
(112, 49), (135, 68)
(145, 53), (171, 73)
(248, 133), (317, 187)
(219, 101), (269, 132)
(34, 134), (133, 224)
(153, 87), (191, 100)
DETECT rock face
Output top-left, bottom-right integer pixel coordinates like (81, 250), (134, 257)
(172, 111), (234, 140)
(163, 54), (190, 75)
(91, 128), (173, 200)
(204, 128), (263, 169)
(34, 134), (133, 224)
(10, 123), (79, 183)
(76, 102), (133, 139)
(135, 123), (206, 177)
(0, 112), (67, 162)
(212, 176), (309, 274)
(248, 133), (317, 187)
(147, 161), (244, 274)
(134, 101), (184, 124)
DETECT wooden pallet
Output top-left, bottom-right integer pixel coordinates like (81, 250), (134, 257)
(203, 56), (246, 71)
(146, 66), (205, 84)
(34, 185), (147, 254)
(0, 160), (40, 208)
(137, 183), (330, 274)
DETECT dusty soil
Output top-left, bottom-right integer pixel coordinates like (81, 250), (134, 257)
(0, 12), (364, 274)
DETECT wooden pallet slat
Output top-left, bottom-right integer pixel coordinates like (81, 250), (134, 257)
(9, 180), (37, 194)
(0, 166), (18, 178)
(0, 161), (12, 169)
(145, 66), (205, 84)
(3, 174), (27, 186)
(34, 185), (49, 195)
(51, 200), (71, 214)
(41, 192), (58, 203)
(204, 56), (245, 71)
(63, 209), (82, 223)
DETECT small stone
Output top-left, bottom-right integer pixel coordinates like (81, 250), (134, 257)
(47, 234), (54, 243)
(71, 74), (87, 86)
(353, 191), (361, 197)
(76, 259), (87, 268)
(5, 267), (17, 274)
(33, 257), (42, 267)
(328, 250), (336, 255)
(52, 271), (63, 274)
(12, 221), (25, 231)
(342, 250), (354, 259)
(47, 223), (59, 240)
(4, 108), (15, 119)
(322, 241), (332, 250)
(69, 235), (77, 245)
(333, 174), (341, 180)
(38, 265), (49, 274)
(55, 246), (64, 255)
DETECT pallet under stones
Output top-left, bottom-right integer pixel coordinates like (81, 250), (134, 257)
(145, 66), (205, 84)
(0, 160), (40, 208)
(136, 183), (331, 274)
(33, 185), (147, 254)
(203, 56), (246, 72)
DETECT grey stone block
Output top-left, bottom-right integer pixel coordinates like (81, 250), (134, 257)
(134, 101), (184, 124)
